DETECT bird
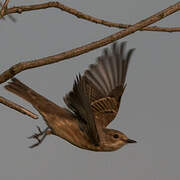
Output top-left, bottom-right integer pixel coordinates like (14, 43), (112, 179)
(5, 42), (136, 151)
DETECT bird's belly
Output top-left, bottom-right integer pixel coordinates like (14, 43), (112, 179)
(47, 116), (95, 150)
(45, 114), (120, 152)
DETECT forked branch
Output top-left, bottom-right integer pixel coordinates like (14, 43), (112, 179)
(0, 2), (179, 84)
(1, 1), (180, 32)
(0, 1), (16, 22)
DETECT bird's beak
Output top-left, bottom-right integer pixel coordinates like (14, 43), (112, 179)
(126, 139), (137, 143)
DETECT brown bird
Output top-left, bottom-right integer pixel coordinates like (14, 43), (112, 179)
(5, 42), (136, 151)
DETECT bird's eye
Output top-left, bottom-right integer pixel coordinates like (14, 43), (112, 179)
(113, 134), (119, 139)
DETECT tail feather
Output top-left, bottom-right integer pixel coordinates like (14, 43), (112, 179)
(5, 78), (35, 103)
(5, 78), (45, 104)
(4, 78), (59, 116)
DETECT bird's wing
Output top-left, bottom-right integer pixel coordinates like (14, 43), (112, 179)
(83, 42), (135, 127)
(64, 75), (100, 145)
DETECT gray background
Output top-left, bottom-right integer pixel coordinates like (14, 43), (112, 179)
(0, 0), (180, 179)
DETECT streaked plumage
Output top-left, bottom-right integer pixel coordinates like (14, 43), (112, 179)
(5, 42), (136, 151)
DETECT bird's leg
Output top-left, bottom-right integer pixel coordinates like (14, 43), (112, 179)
(28, 126), (52, 148)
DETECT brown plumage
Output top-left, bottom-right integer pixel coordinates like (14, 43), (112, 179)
(5, 42), (136, 151)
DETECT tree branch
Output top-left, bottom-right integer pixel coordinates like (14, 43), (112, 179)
(0, 96), (38, 119)
(2, 1), (180, 32)
(0, 1), (16, 22)
(0, 0), (10, 17)
(0, 2), (179, 84)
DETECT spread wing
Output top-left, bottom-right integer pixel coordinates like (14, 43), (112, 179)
(64, 42), (135, 137)
(83, 42), (135, 127)
(63, 75), (100, 145)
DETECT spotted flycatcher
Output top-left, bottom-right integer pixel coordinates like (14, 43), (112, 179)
(5, 42), (136, 151)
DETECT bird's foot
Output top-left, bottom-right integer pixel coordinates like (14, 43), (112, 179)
(28, 126), (52, 148)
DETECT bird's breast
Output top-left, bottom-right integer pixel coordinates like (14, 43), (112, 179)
(45, 110), (94, 150)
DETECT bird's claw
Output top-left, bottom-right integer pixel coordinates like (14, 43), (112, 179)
(28, 126), (51, 148)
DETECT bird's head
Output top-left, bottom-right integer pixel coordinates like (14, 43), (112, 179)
(102, 129), (136, 151)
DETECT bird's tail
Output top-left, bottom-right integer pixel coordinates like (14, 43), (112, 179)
(5, 78), (38, 103)
(4, 78), (58, 116)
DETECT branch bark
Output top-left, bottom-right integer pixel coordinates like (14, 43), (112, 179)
(0, 96), (38, 119)
(0, 1), (16, 22)
(0, 0), (10, 17)
(1, 1), (179, 32)
(0, 2), (179, 84)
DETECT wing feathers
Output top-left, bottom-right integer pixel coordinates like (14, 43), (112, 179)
(85, 42), (135, 102)
(64, 75), (100, 145)
(64, 42), (135, 130)
(83, 42), (135, 126)
(91, 97), (118, 113)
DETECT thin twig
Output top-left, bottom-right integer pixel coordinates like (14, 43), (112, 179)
(0, 0), (9, 17)
(3, 1), (180, 32)
(0, 1), (16, 22)
(0, 2), (179, 84)
(0, 96), (38, 119)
